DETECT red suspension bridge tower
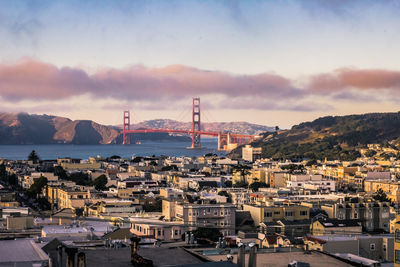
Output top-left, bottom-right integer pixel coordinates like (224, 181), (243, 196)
(191, 97), (201, 148)
(123, 110), (130, 145)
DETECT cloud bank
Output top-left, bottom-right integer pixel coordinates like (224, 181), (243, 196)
(308, 68), (400, 92)
(1, 59), (400, 113)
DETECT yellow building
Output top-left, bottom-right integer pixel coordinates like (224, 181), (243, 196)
(394, 215), (400, 266)
(249, 168), (267, 184)
(6, 216), (34, 230)
(243, 204), (309, 226)
(311, 219), (362, 236)
(364, 180), (400, 203)
(61, 162), (101, 170)
(44, 184), (91, 209)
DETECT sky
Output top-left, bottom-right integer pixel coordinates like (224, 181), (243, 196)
(1, 0), (400, 128)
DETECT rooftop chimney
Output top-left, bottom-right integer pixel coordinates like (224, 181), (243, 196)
(248, 242), (257, 267)
(237, 242), (245, 267)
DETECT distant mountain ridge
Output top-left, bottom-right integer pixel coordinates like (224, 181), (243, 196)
(0, 113), (120, 144)
(129, 119), (273, 135)
(232, 112), (400, 161)
(0, 113), (272, 144)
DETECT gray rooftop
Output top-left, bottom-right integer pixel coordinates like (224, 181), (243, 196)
(0, 239), (49, 264)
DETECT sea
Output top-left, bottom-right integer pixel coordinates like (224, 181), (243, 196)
(0, 138), (226, 160)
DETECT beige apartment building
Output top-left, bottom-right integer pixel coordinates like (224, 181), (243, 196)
(130, 218), (187, 242)
(243, 204), (309, 226)
(321, 199), (390, 232)
(44, 184), (91, 209)
(242, 145), (262, 162)
(162, 200), (236, 236)
(6, 216), (34, 230)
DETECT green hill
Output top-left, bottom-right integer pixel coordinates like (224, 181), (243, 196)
(235, 112), (400, 161)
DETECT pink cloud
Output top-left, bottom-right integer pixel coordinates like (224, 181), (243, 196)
(0, 59), (303, 102)
(308, 68), (400, 92)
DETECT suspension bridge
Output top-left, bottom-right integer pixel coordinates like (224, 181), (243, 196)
(121, 98), (259, 151)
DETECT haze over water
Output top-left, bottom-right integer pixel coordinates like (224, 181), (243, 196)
(0, 139), (225, 160)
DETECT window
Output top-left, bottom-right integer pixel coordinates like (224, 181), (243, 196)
(383, 244), (386, 252)
(174, 230), (179, 236)
(395, 229), (400, 242)
(265, 212), (273, 217)
(354, 212), (358, 219)
(274, 211), (280, 215)
(300, 210), (308, 216)
(207, 208), (211, 213)
(395, 250), (400, 264)
(370, 243), (375, 251)
(285, 211), (294, 217)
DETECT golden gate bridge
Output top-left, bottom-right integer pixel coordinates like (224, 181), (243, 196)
(121, 98), (258, 151)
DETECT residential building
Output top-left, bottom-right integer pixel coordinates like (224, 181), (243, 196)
(242, 145), (262, 162)
(321, 198), (390, 232)
(243, 204), (310, 226)
(305, 234), (394, 262)
(162, 199), (236, 235)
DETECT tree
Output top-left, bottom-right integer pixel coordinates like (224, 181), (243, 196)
(249, 182), (269, 192)
(233, 165), (251, 183)
(27, 176), (47, 197)
(54, 166), (67, 180)
(0, 164), (6, 181)
(28, 150), (40, 163)
(280, 164), (305, 174)
(93, 175), (108, 191)
(224, 181), (232, 188)
(306, 159), (318, 166)
(69, 172), (91, 186)
(364, 150), (377, 157)
(373, 188), (391, 203)
(75, 208), (84, 216)
(234, 181), (248, 188)
(161, 165), (178, 171)
(192, 227), (222, 242)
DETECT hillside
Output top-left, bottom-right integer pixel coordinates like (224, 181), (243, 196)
(131, 119), (273, 135)
(0, 113), (189, 144)
(234, 112), (400, 161)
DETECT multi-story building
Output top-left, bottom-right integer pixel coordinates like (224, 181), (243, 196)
(86, 200), (142, 217)
(321, 198), (390, 232)
(364, 180), (400, 203)
(242, 145), (262, 162)
(243, 204), (310, 226)
(162, 199), (236, 236)
(130, 217), (187, 242)
(20, 172), (59, 189)
(395, 215), (400, 267)
(43, 184), (92, 210)
(286, 174), (336, 193)
(311, 218), (362, 235)
(305, 234), (394, 262)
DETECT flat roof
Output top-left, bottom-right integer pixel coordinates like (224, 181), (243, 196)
(0, 239), (49, 263)
(205, 251), (353, 267)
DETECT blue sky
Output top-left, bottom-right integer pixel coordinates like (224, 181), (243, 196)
(1, 0), (400, 128)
